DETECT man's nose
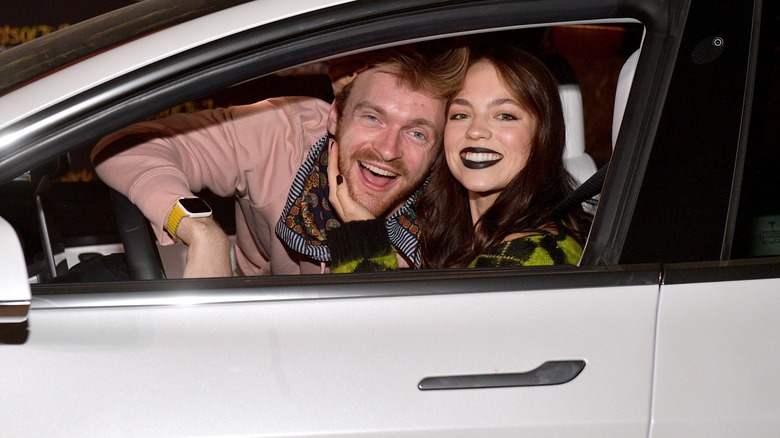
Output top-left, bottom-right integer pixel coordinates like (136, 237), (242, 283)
(373, 130), (403, 161)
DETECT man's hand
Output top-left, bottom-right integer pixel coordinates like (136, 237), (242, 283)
(327, 141), (376, 222)
(174, 216), (232, 278)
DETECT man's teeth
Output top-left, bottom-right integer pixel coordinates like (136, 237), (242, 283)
(361, 162), (398, 177)
(463, 152), (502, 162)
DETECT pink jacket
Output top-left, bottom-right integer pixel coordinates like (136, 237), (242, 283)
(92, 97), (332, 275)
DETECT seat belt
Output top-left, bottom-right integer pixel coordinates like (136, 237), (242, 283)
(552, 163), (609, 217)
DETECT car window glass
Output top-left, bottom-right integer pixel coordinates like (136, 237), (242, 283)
(731, 2), (780, 259)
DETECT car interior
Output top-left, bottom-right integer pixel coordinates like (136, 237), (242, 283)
(1, 23), (647, 283)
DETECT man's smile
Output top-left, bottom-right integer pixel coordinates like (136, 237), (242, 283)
(358, 160), (400, 189)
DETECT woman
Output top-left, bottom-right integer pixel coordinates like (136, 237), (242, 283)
(327, 45), (593, 271)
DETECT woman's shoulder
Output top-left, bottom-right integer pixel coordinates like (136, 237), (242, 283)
(469, 228), (582, 268)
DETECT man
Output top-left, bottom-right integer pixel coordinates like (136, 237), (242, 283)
(91, 44), (467, 277)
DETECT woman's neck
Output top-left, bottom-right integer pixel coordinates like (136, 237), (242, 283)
(468, 190), (500, 226)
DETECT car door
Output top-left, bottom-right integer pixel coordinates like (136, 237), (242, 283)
(0, 267), (659, 437)
(653, 262), (780, 437)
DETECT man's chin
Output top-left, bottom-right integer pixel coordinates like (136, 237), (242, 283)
(355, 191), (404, 218)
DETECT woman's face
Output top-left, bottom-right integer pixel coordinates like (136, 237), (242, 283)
(444, 59), (537, 198)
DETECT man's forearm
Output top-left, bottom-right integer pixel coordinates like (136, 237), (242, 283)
(176, 216), (232, 278)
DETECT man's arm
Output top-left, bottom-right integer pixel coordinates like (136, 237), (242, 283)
(91, 110), (245, 278)
(91, 97), (331, 278)
(175, 216), (232, 278)
(91, 110), (245, 244)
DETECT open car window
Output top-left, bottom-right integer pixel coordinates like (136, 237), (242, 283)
(0, 21), (643, 284)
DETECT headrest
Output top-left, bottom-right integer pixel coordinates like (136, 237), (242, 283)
(560, 83), (586, 159)
(612, 49), (640, 147)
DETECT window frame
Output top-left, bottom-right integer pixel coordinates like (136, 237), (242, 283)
(0, 0), (698, 299)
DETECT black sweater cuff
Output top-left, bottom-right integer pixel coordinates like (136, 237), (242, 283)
(328, 219), (391, 266)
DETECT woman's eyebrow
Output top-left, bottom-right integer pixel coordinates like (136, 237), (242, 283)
(490, 97), (522, 107)
(450, 97), (471, 107)
(450, 97), (521, 107)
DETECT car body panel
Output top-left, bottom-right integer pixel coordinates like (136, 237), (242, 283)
(652, 275), (780, 436)
(2, 279), (658, 436)
(0, 0), (352, 136)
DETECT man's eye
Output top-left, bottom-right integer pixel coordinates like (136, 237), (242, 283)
(410, 131), (427, 141)
(449, 113), (468, 120)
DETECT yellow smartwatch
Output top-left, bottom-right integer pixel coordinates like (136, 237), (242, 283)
(166, 197), (212, 240)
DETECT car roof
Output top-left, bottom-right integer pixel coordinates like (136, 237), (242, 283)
(0, 0), (249, 97)
(0, 0), (351, 131)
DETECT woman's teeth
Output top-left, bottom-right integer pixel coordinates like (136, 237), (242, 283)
(463, 151), (502, 162)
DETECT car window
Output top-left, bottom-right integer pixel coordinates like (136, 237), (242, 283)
(0, 22), (643, 284)
(731, 0), (780, 259)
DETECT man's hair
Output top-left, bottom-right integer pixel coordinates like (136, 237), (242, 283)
(333, 42), (469, 119)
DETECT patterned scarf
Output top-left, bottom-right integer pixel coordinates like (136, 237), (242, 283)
(275, 135), (423, 265)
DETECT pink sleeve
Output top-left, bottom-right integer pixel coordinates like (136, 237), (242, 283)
(91, 96), (331, 244)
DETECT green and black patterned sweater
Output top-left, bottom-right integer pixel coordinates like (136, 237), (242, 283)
(328, 219), (583, 273)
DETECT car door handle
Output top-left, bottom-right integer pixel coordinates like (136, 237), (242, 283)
(418, 360), (585, 391)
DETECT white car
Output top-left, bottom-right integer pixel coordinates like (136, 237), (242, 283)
(0, 0), (778, 436)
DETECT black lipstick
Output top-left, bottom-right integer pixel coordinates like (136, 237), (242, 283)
(459, 147), (503, 169)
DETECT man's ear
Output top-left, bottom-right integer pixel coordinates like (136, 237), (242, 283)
(327, 102), (339, 135)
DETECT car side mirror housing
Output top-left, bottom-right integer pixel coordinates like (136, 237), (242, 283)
(0, 216), (31, 323)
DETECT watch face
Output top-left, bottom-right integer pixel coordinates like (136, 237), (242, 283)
(179, 198), (211, 214)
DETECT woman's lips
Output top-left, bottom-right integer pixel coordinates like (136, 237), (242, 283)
(460, 147), (503, 169)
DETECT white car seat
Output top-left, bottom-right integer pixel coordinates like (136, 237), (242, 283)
(560, 83), (598, 184)
(555, 48), (641, 220)
(612, 49), (640, 147)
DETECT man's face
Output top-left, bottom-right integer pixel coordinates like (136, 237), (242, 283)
(328, 69), (446, 217)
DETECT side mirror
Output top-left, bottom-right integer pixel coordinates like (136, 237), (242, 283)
(0, 216), (31, 323)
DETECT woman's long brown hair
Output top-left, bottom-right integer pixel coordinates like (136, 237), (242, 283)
(418, 45), (593, 268)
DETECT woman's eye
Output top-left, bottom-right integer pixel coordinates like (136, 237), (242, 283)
(498, 113), (519, 121)
(449, 113), (468, 120)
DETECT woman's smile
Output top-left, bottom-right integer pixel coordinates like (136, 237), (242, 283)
(459, 147), (503, 169)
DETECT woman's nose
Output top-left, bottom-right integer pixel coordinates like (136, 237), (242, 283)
(466, 118), (491, 140)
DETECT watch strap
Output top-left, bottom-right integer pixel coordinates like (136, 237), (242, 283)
(166, 202), (187, 241)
